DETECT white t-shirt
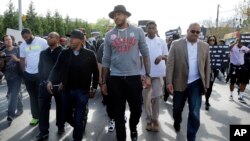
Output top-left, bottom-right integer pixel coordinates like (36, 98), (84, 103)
(144, 36), (168, 77)
(230, 45), (250, 65)
(20, 37), (48, 74)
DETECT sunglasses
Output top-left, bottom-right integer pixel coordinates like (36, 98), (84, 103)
(209, 39), (215, 42)
(190, 30), (200, 34)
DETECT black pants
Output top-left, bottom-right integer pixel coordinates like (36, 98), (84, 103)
(102, 80), (115, 119)
(109, 75), (142, 141)
(163, 78), (170, 101)
(206, 69), (219, 103)
(23, 72), (40, 119)
(38, 82), (64, 134)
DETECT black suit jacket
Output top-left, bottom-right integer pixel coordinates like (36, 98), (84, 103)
(48, 47), (99, 91)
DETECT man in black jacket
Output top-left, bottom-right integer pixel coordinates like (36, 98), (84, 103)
(47, 29), (99, 141)
(36, 32), (64, 140)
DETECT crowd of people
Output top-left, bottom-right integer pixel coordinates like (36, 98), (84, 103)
(0, 4), (250, 141)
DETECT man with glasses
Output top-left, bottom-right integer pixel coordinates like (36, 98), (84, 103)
(166, 23), (210, 141)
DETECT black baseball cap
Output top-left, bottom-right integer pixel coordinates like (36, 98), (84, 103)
(66, 29), (84, 40)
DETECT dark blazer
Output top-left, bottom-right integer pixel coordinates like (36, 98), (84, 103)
(38, 46), (63, 82)
(48, 47), (99, 91)
(166, 38), (211, 93)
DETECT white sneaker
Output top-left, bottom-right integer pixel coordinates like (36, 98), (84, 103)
(108, 119), (115, 132)
(124, 116), (127, 123)
(238, 97), (246, 103)
(229, 95), (233, 101)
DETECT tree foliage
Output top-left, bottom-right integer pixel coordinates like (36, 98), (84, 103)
(0, 0), (112, 40)
(92, 18), (114, 36)
(2, 0), (19, 32)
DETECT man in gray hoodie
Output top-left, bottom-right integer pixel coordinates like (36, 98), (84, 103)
(101, 5), (151, 141)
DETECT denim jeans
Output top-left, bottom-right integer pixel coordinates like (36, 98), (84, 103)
(38, 82), (64, 134)
(23, 71), (40, 119)
(62, 89), (89, 141)
(173, 79), (202, 141)
(6, 76), (23, 118)
(109, 75), (143, 141)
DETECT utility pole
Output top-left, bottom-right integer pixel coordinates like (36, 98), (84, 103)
(18, 0), (22, 31)
(216, 4), (220, 29)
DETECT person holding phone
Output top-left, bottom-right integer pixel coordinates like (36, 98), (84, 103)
(0, 35), (23, 123)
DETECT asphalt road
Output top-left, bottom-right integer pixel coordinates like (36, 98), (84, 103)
(0, 80), (249, 141)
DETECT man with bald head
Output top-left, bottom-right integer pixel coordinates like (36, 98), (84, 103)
(166, 23), (210, 141)
(36, 32), (64, 140)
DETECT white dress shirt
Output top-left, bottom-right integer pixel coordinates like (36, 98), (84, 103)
(186, 39), (200, 84)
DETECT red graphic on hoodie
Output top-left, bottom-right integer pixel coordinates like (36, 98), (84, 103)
(111, 37), (137, 52)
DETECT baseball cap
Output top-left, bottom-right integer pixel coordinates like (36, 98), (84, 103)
(67, 29), (84, 40)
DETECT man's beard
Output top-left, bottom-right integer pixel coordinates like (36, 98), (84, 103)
(26, 38), (34, 45)
(116, 19), (126, 27)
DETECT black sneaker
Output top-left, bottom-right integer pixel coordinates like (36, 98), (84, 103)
(205, 102), (210, 111)
(173, 122), (181, 132)
(131, 131), (138, 141)
(205, 105), (209, 111)
(238, 97), (246, 103)
(205, 102), (211, 107)
(7, 116), (13, 122)
(58, 128), (65, 135)
(36, 132), (49, 140)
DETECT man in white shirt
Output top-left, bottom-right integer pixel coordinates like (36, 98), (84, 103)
(143, 21), (168, 132)
(228, 40), (250, 102)
(166, 23), (210, 141)
(20, 28), (48, 126)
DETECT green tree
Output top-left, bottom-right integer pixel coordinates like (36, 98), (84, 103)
(40, 16), (48, 35)
(92, 18), (114, 37)
(54, 10), (65, 35)
(2, 0), (19, 31)
(64, 15), (73, 35)
(73, 18), (82, 29)
(44, 11), (56, 35)
(24, 1), (43, 35)
(0, 15), (4, 38)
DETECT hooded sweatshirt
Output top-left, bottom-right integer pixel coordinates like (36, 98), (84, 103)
(102, 24), (149, 76)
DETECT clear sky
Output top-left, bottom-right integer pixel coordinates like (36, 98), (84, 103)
(0, 0), (244, 37)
